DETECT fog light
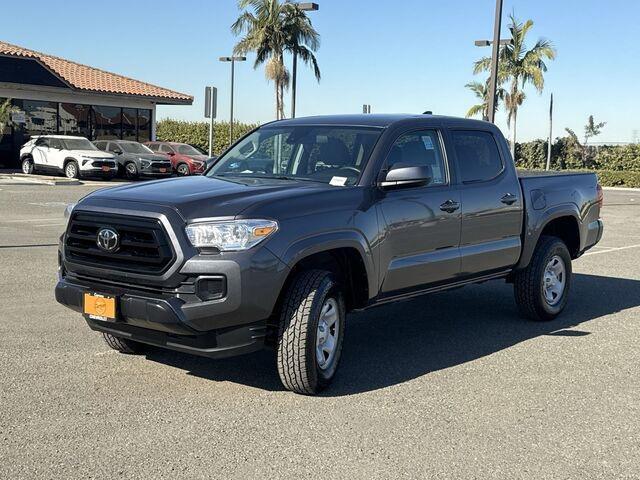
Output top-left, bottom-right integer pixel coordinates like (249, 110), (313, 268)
(196, 276), (226, 301)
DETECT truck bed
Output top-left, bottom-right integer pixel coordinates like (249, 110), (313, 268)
(517, 169), (595, 178)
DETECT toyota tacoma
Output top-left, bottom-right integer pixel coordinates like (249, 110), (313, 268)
(55, 114), (604, 394)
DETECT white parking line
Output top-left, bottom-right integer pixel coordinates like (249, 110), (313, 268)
(583, 244), (640, 256)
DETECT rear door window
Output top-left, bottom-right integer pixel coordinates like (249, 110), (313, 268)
(451, 130), (503, 183)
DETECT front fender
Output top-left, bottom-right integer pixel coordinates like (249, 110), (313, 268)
(278, 229), (377, 302)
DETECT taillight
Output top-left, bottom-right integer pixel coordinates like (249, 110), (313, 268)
(596, 182), (603, 205)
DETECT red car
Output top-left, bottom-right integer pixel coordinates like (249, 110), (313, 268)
(145, 141), (207, 176)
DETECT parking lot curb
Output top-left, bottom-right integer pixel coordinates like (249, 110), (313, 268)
(603, 186), (640, 192)
(0, 174), (83, 186)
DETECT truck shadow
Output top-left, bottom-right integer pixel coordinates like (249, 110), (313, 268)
(144, 273), (640, 395)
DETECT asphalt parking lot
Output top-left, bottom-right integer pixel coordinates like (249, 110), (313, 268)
(1, 177), (639, 479)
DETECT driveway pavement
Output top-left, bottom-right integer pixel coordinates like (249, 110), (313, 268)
(0, 180), (638, 479)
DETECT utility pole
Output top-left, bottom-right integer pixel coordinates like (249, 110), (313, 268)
(290, 2), (319, 118)
(487, 0), (504, 123)
(546, 93), (553, 170)
(204, 86), (217, 157)
(219, 56), (246, 144)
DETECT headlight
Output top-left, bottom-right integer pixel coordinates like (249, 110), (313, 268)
(140, 159), (151, 168)
(64, 203), (76, 226)
(185, 219), (278, 251)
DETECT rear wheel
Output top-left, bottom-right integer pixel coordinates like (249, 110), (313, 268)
(276, 270), (346, 395)
(102, 333), (145, 354)
(514, 236), (572, 321)
(21, 157), (34, 174)
(176, 163), (190, 176)
(64, 160), (79, 179)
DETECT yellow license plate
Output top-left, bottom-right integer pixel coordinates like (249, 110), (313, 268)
(83, 293), (116, 320)
(101, 165), (110, 172)
(159, 167), (167, 173)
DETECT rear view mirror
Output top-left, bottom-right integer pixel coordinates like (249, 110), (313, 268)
(380, 164), (432, 188)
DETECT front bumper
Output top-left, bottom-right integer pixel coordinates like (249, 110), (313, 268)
(80, 167), (118, 178)
(55, 276), (267, 358)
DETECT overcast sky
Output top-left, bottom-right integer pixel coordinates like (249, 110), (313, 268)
(4, 0), (639, 143)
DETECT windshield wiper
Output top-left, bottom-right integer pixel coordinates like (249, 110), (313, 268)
(213, 173), (323, 183)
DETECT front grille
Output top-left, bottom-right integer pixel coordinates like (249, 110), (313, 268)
(65, 212), (175, 274)
(90, 160), (116, 168)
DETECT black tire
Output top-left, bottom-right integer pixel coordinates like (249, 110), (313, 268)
(102, 332), (145, 354)
(514, 235), (572, 322)
(21, 157), (34, 174)
(124, 162), (139, 180)
(176, 163), (190, 176)
(64, 160), (79, 179)
(277, 270), (346, 395)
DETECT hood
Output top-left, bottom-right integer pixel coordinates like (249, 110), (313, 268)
(135, 153), (172, 162)
(75, 150), (114, 159)
(185, 155), (208, 162)
(82, 175), (333, 220)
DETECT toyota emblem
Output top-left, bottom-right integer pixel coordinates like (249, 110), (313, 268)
(96, 227), (119, 252)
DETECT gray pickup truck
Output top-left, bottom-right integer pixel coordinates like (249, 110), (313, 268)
(55, 114), (603, 394)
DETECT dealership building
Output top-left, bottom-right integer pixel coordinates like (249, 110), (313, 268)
(0, 40), (192, 166)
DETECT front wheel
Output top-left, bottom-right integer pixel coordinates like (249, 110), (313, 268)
(176, 163), (190, 176)
(124, 162), (139, 179)
(277, 270), (346, 395)
(21, 157), (34, 174)
(102, 333), (145, 354)
(64, 160), (79, 179)
(514, 236), (572, 321)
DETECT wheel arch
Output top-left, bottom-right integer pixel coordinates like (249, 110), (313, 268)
(517, 206), (582, 269)
(276, 232), (376, 313)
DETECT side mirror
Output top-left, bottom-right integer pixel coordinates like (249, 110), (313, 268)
(380, 164), (432, 189)
(113, 149), (123, 155)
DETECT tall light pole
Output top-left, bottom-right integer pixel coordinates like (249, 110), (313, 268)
(290, 2), (319, 118)
(219, 56), (246, 143)
(474, 0), (505, 123)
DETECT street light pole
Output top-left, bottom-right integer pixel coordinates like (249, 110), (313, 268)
(487, 0), (504, 123)
(290, 2), (319, 118)
(219, 56), (246, 144)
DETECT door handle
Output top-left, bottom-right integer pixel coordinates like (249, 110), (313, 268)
(501, 193), (517, 205)
(440, 199), (460, 213)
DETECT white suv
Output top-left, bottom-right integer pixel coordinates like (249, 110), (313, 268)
(20, 135), (118, 179)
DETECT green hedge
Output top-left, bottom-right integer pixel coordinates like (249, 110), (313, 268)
(515, 138), (640, 172)
(594, 170), (640, 188)
(156, 119), (258, 156)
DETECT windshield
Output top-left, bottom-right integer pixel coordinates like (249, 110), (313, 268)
(119, 142), (154, 154)
(62, 138), (97, 151)
(176, 144), (203, 155)
(207, 126), (382, 185)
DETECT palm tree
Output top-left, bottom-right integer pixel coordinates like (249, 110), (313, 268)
(474, 14), (556, 158)
(0, 98), (17, 138)
(465, 79), (505, 121)
(232, 0), (321, 120)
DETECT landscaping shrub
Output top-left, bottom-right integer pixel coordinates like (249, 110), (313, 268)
(156, 119), (258, 156)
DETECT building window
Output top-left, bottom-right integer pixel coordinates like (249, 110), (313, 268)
(92, 105), (122, 140)
(137, 109), (151, 142)
(12, 99), (58, 136)
(59, 103), (91, 137)
(122, 108), (137, 141)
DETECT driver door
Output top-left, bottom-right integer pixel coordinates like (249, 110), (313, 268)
(376, 128), (461, 293)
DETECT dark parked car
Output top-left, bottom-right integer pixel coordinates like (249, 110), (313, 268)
(56, 114), (603, 395)
(94, 140), (173, 179)
(145, 141), (207, 176)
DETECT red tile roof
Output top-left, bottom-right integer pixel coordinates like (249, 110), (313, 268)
(0, 41), (192, 104)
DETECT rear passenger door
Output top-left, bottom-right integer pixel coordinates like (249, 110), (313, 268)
(450, 129), (523, 276)
(377, 128), (461, 293)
